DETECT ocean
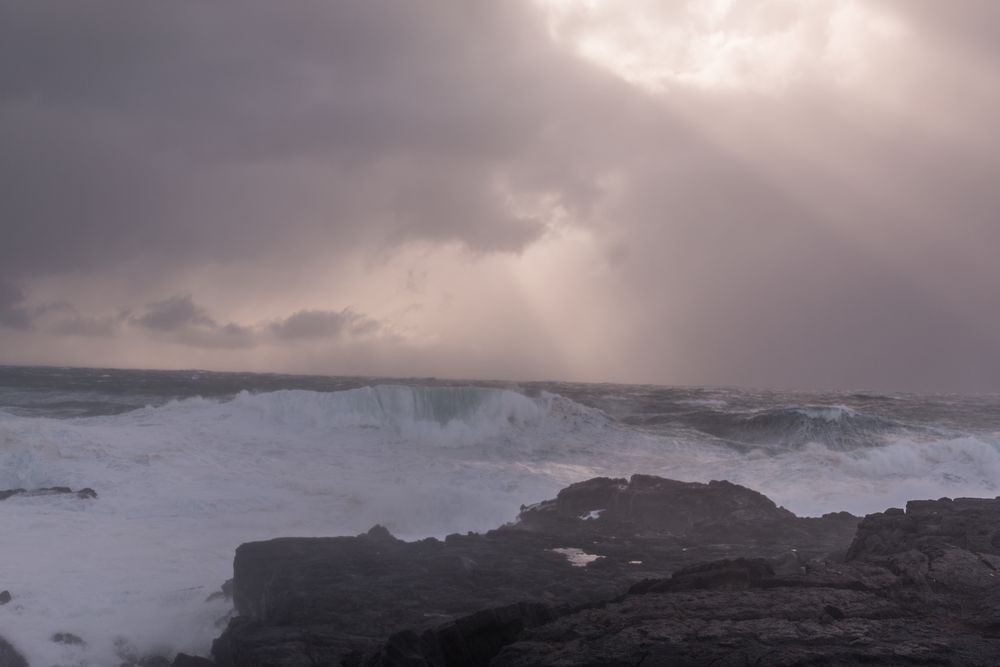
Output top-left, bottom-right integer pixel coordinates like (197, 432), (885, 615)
(2, 365), (999, 665)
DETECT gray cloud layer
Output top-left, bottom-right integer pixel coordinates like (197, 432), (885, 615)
(2, 1), (1000, 391)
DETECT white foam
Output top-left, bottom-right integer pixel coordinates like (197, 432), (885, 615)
(678, 398), (729, 408)
(795, 405), (857, 422)
(551, 548), (603, 567)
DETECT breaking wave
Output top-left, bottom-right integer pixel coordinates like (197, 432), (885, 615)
(149, 384), (608, 445)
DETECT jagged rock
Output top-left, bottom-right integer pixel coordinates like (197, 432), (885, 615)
(203, 478), (1000, 666)
(171, 653), (215, 667)
(847, 496), (1000, 560)
(493, 502), (1000, 666)
(0, 486), (97, 501)
(51, 631), (86, 646)
(113, 636), (173, 667)
(515, 475), (858, 558)
(205, 578), (234, 603)
(492, 554), (1000, 666)
(368, 602), (556, 667)
(211, 476), (860, 666)
(0, 637), (27, 667)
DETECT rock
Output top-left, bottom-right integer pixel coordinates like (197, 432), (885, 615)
(0, 591), (10, 605)
(171, 653), (216, 666)
(628, 558), (776, 594)
(51, 631), (86, 646)
(211, 476), (861, 666)
(491, 575), (978, 665)
(847, 496), (1000, 561)
(493, 497), (1000, 666)
(202, 476), (1000, 666)
(113, 637), (173, 667)
(119, 656), (171, 667)
(0, 637), (27, 667)
(369, 602), (556, 667)
(0, 486), (97, 501)
(514, 475), (858, 560)
(205, 578), (234, 603)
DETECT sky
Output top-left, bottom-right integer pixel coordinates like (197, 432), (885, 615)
(2, 0), (1000, 393)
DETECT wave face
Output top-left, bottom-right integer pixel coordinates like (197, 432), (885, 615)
(681, 404), (912, 451)
(2, 367), (1000, 666)
(225, 385), (549, 438)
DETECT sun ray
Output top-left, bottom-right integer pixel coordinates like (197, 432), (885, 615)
(533, 0), (907, 95)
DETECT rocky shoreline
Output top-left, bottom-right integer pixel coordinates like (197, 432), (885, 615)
(6, 475), (1000, 665)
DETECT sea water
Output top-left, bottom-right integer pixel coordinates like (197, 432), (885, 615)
(2, 366), (999, 665)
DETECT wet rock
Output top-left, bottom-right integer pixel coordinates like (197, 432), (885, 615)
(51, 631), (86, 646)
(369, 602), (556, 667)
(0, 486), (98, 501)
(847, 496), (1000, 561)
(114, 637), (173, 667)
(205, 578), (234, 603)
(494, 500), (1000, 666)
(211, 476), (860, 666)
(514, 475), (859, 560)
(0, 637), (27, 667)
(171, 653), (216, 667)
(203, 477), (1000, 666)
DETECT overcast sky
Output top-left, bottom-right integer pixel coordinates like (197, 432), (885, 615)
(2, 0), (999, 392)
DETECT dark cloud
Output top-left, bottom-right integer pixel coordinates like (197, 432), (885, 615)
(127, 295), (252, 348)
(132, 296), (216, 332)
(3, 1), (1000, 390)
(270, 309), (379, 341)
(0, 1), (597, 285)
(122, 296), (385, 349)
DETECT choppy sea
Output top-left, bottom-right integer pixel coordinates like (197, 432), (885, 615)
(2, 365), (999, 664)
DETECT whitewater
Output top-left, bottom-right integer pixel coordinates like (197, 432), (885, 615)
(2, 367), (1000, 665)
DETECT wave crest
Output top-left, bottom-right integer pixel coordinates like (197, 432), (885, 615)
(232, 385), (544, 433)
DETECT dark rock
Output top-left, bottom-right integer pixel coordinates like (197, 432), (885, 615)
(114, 637), (172, 667)
(119, 656), (171, 667)
(52, 631), (86, 645)
(847, 496), (1000, 561)
(171, 653), (216, 667)
(515, 474), (858, 559)
(0, 591), (10, 605)
(494, 497), (1000, 666)
(0, 486), (97, 501)
(629, 558), (776, 594)
(0, 636), (27, 667)
(211, 475), (861, 666)
(205, 578), (234, 603)
(369, 602), (556, 667)
(201, 476), (1000, 666)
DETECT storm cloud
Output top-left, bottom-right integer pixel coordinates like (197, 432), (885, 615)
(2, 1), (1000, 392)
